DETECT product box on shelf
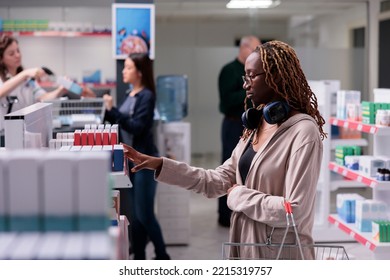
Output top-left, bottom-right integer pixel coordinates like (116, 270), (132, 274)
(344, 155), (360, 170)
(111, 190), (120, 225)
(374, 88), (390, 103)
(338, 127), (362, 139)
(359, 156), (386, 177)
(335, 145), (361, 166)
(356, 200), (388, 232)
(346, 103), (362, 121)
(82, 70), (101, 84)
(337, 193), (365, 223)
(337, 90), (360, 120)
(372, 221), (390, 242)
(361, 101), (390, 125)
(376, 109), (390, 126)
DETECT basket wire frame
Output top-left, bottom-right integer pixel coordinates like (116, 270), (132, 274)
(222, 202), (349, 260)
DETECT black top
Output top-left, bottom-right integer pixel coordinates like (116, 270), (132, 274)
(103, 88), (158, 157)
(218, 58), (246, 118)
(238, 141), (257, 183)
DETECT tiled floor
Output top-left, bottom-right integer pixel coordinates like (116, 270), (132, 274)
(146, 153), (377, 260)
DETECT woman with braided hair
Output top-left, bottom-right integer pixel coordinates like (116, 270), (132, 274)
(122, 40), (325, 260)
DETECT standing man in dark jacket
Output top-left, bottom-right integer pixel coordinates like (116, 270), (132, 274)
(217, 35), (261, 227)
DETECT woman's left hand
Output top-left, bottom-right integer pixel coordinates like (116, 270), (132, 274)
(81, 86), (96, 98)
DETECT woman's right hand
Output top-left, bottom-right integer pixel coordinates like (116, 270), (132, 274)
(122, 143), (163, 172)
(103, 94), (113, 111)
(23, 68), (45, 80)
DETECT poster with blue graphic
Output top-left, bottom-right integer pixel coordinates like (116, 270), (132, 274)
(112, 3), (155, 59)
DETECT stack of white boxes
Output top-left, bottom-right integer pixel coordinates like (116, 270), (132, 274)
(0, 150), (115, 259)
(156, 122), (191, 245)
(336, 90), (361, 120)
(355, 200), (388, 232)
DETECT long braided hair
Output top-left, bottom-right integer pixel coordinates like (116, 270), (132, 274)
(242, 40), (327, 141)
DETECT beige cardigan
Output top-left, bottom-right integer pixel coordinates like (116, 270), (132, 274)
(156, 113), (323, 259)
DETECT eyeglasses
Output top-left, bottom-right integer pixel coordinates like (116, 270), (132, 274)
(242, 72), (265, 84)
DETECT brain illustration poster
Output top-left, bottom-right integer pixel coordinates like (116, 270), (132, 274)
(112, 3), (155, 59)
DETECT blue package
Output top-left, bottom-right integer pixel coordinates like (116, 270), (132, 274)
(68, 81), (83, 95)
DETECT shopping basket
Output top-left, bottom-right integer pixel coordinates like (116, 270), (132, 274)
(222, 202), (349, 260)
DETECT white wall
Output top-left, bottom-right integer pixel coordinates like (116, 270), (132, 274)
(288, 4), (367, 99)
(155, 19), (288, 155)
(288, 4), (366, 49)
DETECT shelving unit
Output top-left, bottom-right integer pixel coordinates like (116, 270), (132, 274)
(328, 118), (390, 259)
(309, 80), (370, 242)
(308, 81), (332, 239)
(329, 138), (368, 191)
(1, 31), (111, 37)
(329, 162), (390, 189)
(330, 138), (368, 150)
(328, 214), (390, 258)
(39, 81), (116, 89)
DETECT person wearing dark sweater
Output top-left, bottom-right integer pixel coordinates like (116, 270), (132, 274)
(103, 53), (170, 260)
(217, 35), (261, 227)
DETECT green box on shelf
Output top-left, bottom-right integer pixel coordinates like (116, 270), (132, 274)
(2, 20), (14, 31)
(335, 158), (345, 166)
(379, 103), (389, 110)
(36, 19), (49, 30)
(352, 146), (362, 156)
(373, 221), (390, 242)
(362, 116), (375, 124)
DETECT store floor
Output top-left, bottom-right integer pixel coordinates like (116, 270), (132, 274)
(145, 153), (375, 260)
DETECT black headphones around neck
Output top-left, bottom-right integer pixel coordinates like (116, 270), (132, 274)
(241, 101), (291, 130)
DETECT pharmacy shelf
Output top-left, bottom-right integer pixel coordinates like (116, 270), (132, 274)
(328, 162), (390, 189)
(330, 117), (390, 136)
(39, 81), (116, 89)
(110, 172), (132, 189)
(328, 214), (390, 252)
(329, 117), (390, 259)
(1, 31), (111, 37)
(330, 179), (366, 191)
(330, 138), (368, 149)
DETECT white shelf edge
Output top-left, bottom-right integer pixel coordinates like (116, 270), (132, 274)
(330, 138), (368, 149)
(330, 180), (367, 191)
(110, 172), (132, 189)
(329, 161), (390, 189)
(330, 117), (390, 136)
(328, 214), (390, 250)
